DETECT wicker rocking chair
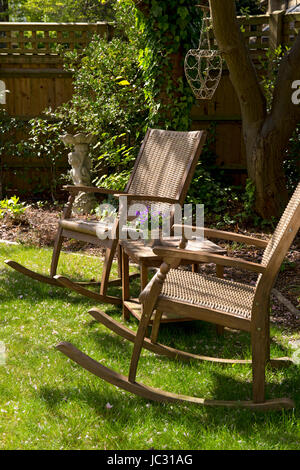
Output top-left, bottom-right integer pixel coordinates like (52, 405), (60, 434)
(5, 128), (206, 304)
(56, 183), (300, 411)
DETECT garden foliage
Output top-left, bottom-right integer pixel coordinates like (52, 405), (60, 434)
(4, 0), (116, 22)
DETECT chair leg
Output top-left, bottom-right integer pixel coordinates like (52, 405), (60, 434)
(100, 241), (118, 296)
(140, 264), (151, 337)
(252, 297), (272, 403)
(50, 227), (64, 277)
(50, 194), (74, 278)
(266, 299), (271, 363)
(151, 310), (163, 343)
(129, 303), (153, 383)
(251, 327), (268, 403)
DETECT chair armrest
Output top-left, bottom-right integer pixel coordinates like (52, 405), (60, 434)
(152, 246), (266, 274)
(63, 185), (127, 196)
(173, 224), (268, 248)
(114, 194), (179, 205)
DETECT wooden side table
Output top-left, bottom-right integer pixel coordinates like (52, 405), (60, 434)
(120, 237), (227, 341)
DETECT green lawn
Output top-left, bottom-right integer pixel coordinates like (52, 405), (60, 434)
(0, 243), (299, 450)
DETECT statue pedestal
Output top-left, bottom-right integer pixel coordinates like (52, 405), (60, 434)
(61, 133), (98, 215)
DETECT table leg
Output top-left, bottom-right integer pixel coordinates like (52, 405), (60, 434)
(140, 263), (151, 337)
(192, 263), (199, 273)
(140, 263), (149, 292)
(122, 247), (130, 321)
(117, 244), (122, 278)
(216, 264), (224, 278)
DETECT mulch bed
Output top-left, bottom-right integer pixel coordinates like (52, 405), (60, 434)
(0, 204), (299, 331)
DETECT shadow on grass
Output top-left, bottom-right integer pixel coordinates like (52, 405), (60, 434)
(0, 267), (122, 307)
(2, 250), (299, 446)
(34, 303), (300, 448)
(41, 320), (299, 411)
(37, 363), (299, 449)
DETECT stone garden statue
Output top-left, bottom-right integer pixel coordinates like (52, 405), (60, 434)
(61, 133), (97, 214)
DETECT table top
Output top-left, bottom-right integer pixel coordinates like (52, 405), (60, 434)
(120, 237), (226, 265)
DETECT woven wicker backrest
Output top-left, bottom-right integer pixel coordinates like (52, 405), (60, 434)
(126, 129), (205, 208)
(255, 182), (300, 296)
(261, 183), (300, 267)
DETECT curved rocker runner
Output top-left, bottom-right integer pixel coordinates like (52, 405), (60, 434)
(4, 259), (124, 304)
(56, 341), (294, 411)
(88, 307), (292, 368)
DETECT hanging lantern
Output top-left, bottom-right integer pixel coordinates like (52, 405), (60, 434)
(184, 5), (222, 100)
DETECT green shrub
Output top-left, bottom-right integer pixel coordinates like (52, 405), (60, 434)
(0, 196), (28, 220)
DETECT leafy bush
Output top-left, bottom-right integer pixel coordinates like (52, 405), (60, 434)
(0, 196), (28, 220)
(8, 0), (117, 22)
(0, 110), (32, 161)
(0, 109), (68, 200)
(27, 117), (69, 198)
(60, 38), (150, 137)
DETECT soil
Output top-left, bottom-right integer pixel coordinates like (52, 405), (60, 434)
(0, 204), (299, 332)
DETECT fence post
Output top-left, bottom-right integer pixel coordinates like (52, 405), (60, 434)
(269, 10), (285, 50)
(97, 22), (114, 40)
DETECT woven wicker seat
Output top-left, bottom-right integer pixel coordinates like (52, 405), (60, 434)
(6, 128), (207, 304)
(59, 219), (113, 238)
(160, 269), (255, 320)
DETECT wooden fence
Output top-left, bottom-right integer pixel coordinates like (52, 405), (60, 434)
(0, 11), (299, 196)
(0, 22), (113, 116)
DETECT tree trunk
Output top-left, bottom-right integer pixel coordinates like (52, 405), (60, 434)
(210, 0), (300, 219)
(247, 125), (289, 217)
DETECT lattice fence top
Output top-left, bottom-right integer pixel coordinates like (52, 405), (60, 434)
(206, 12), (300, 58)
(0, 11), (299, 60)
(0, 22), (112, 58)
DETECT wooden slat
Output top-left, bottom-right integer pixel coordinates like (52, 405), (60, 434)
(237, 14), (270, 25)
(0, 22), (109, 31)
(0, 68), (73, 78)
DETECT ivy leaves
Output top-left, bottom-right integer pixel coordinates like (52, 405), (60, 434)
(135, 0), (201, 130)
(150, 1), (162, 18)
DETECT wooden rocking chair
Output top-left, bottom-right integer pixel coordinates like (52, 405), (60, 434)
(5, 128), (207, 304)
(56, 183), (300, 410)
